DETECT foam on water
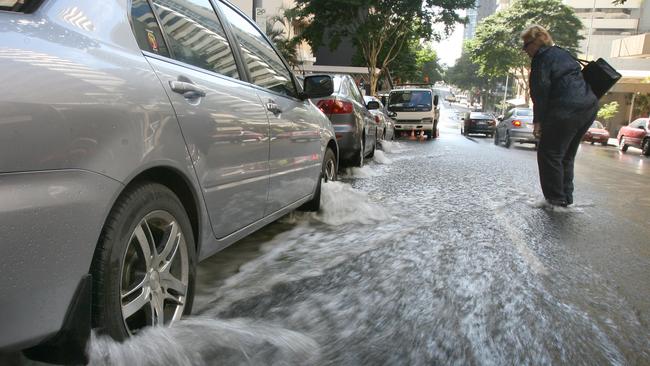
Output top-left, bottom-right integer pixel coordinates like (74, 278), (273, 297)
(315, 181), (391, 226)
(373, 150), (392, 164)
(341, 165), (379, 178)
(88, 318), (320, 366)
(379, 140), (408, 154)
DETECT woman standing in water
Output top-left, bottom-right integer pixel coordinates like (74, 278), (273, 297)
(522, 25), (599, 207)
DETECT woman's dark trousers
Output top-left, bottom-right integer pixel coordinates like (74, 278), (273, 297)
(537, 106), (598, 205)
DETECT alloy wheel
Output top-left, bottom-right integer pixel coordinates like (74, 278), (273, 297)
(120, 210), (189, 335)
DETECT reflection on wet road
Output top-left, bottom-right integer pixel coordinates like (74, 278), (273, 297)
(18, 102), (650, 365)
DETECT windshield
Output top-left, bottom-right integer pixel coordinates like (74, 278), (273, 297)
(515, 109), (533, 117)
(387, 90), (432, 111)
(591, 121), (604, 129)
(470, 113), (494, 120)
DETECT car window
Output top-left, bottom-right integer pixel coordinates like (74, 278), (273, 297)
(591, 121), (604, 129)
(630, 119), (643, 127)
(150, 0), (240, 79)
(388, 91), (432, 108)
(348, 78), (364, 104)
(130, 0), (170, 57)
(504, 109), (514, 119)
(218, 1), (297, 98)
(515, 109), (533, 117)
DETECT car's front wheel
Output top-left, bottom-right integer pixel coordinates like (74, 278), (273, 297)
(493, 131), (499, 145)
(619, 137), (629, 152)
(504, 132), (512, 148)
(642, 138), (650, 156)
(91, 183), (196, 341)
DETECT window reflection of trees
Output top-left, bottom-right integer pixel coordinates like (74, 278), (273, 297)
(151, 0), (239, 79)
(218, 4), (294, 97)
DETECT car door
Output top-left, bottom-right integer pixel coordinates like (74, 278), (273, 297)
(216, 1), (320, 214)
(346, 77), (376, 154)
(631, 119), (648, 147)
(143, 0), (270, 238)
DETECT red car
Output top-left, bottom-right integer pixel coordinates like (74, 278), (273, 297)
(617, 118), (650, 156)
(583, 120), (610, 145)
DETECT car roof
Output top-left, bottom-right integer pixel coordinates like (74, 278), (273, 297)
(391, 88), (431, 92)
(470, 112), (493, 118)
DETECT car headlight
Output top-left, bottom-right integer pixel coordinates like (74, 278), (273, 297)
(421, 118), (433, 123)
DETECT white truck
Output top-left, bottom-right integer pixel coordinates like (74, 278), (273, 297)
(387, 87), (440, 139)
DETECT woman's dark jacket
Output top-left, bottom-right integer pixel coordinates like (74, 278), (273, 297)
(529, 45), (598, 125)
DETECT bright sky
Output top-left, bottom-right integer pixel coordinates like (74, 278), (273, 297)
(430, 12), (467, 68)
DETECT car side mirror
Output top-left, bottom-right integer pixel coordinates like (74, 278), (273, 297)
(366, 101), (380, 110)
(433, 95), (439, 107)
(302, 75), (333, 99)
(497, 116), (504, 121)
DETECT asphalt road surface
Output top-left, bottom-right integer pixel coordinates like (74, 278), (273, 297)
(8, 98), (650, 365)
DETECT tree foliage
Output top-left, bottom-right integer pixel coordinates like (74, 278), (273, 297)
(467, 0), (583, 102)
(266, 8), (302, 67)
(446, 45), (486, 92)
(597, 101), (619, 124)
(293, 0), (473, 95)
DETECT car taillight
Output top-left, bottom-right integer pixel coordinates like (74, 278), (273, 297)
(512, 120), (522, 127)
(317, 99), (353, 115)
(374, 116), (381, 124)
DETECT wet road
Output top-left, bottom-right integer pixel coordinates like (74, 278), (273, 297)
(11, 101), (650, 365)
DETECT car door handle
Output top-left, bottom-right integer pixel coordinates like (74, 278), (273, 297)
(266, 100), (282, 115)
(169, 79), (206, 98)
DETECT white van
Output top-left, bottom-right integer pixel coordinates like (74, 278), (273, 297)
(387, 88), (440, 139)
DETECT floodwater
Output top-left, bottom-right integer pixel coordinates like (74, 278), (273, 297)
(13, 102), (650, 365)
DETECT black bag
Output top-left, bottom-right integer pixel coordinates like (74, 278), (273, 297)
(575, 58), (622, 99)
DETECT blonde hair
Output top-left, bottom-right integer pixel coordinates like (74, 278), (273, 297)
(521, 24), (554, 47)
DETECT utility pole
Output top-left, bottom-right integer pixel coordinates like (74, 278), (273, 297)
(584, 0), (596, 58)
(501, 74), (509, 116)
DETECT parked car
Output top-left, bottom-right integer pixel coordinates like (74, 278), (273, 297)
(583, 120), (610, 145)
(461, 112), (497, 137)
(0, 0), (339, 363)
(617, 118), (650, 155)
(494, 108), (537, 148)
(445, 94), (457, 103)
(313, 75), (378, 167)
(363, 95), (395, 141)
(387, 88), (440, 139)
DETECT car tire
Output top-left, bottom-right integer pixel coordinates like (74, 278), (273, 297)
(91, 182), (196, 341)
(602, 141), (609, 146)
(367, 136), (376, 158)
(619, 137), (628, 152)
(352, 136), (365, 167)
(504, 132), (512, 148)
(590, 141), (595, 145)
(642, 138), (650, 156)
(493, 131), (499, 145)
(299, 147), (337, 212)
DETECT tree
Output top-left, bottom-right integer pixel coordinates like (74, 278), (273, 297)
(266, 8), (302, 67)
(467, 0), (583, 103)
(417, 46), (443, 84)
(293, 0), (473, 95)
(597, 101), (619, 128)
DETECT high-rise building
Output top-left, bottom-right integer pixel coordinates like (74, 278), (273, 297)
(463, 0), (498, 40)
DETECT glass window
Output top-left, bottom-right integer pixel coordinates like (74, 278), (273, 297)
(217, 1), (296, 98)
(591, 121), (604, 129)
(516, 109), (533, 116)
(131, 0), (170, 57)
(388, 90), (432, 108)
(151, 0), (239, 79)
(348, 78), (364, 104)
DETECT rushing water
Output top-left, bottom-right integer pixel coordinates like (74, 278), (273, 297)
(10, 105), (650, 365)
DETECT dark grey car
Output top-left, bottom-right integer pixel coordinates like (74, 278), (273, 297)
(313, 75), (378, 167)
(494, 108), (537, 148)
(0, 0), (338, 362)
(364, 95), (395, 141)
